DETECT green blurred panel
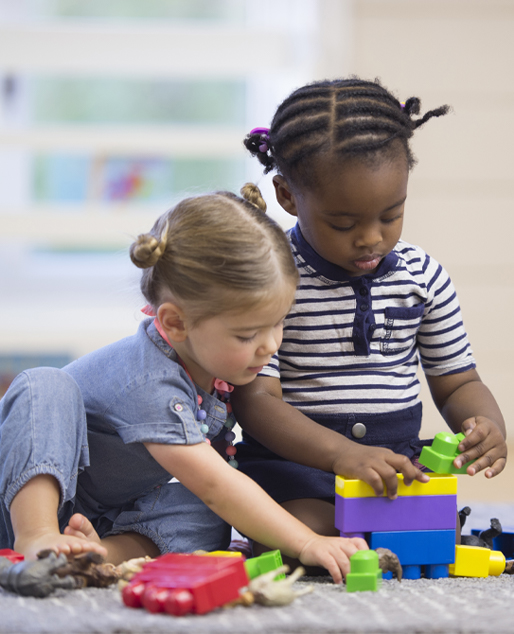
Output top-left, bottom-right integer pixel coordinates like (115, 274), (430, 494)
(173, 158), (245, 195)
(32, 78), (246, 125)
(28, 0), (245, 20)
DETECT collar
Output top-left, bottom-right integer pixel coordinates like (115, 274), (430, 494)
(290, 223), (399, 283)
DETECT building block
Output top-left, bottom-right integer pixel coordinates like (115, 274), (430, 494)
(370, 529), (455, 580)
(0, 549), (24, 563)
(419, 432), (475, 474)
(335, 493), (457, 534)
(370, 529), (456, 566)
(201, 551), (243, 558)
(449, 545), (505, 578)
(335, 473), (457, 498)
(470, 529), (514, 558)
(122, 553), (249, 615)
(244, 550), (286, 580)
(346, 550), (382, 592)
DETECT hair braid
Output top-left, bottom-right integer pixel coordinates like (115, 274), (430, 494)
(244, 77), (450, 186)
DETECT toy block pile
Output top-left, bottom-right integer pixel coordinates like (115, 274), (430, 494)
(121, 550), (286, 616)
(337, 473), (458, 580)
(341, 431), (508, 587)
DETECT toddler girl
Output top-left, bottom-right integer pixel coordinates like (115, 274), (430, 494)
(233, 78), (507, 545)
(0, 184), (366, 583)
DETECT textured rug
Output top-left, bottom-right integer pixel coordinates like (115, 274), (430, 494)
(2, 503), (513, 634)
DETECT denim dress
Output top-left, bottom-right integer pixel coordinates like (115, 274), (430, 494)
(0, 320), (231, 553)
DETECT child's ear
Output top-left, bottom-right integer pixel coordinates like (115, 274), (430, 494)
(273, 175), (298, 217)
(157, 303), (188, 343)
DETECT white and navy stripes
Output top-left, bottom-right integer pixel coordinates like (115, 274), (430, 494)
(260, 225), (476, 415)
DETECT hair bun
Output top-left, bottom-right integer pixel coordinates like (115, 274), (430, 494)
(403, 97), (421, 116)
(130, 232), (167, 269)
(240, 182), (267, 212)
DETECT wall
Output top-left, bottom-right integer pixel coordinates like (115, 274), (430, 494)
(345, 0), (514, 441)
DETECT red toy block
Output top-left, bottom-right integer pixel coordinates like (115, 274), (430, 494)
(122, 553), (249, 616)
(0, 549), (24, 563)
(335, 494), (457, 534)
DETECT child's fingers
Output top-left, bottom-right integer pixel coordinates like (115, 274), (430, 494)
(466, 453), (507, 478)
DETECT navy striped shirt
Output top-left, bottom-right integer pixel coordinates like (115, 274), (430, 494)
(260, 224), (476, 415)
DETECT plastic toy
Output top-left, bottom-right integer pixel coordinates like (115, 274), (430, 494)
(335, 493), (457, 534)
(370, 529), (455, 579)
(335, 473), (457, 498)
(122, 553), (249, 615)
(244, 550), (286, 581)
(335, 475), (459, 580)
(419, 432), (475, 474)
(346, 550), (382, 592)
(248, 565), (313, 606)
(0, 551), (78, 597)
(449, 545), (505, 577)
(0, 549), (24, 563)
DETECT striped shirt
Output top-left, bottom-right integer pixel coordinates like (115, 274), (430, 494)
(260, 224), (476, 416)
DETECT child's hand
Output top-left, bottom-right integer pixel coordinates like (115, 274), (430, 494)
(333, 443), (429, 500)
(298, 535), (368, 584)
(454, 416), (507, 478)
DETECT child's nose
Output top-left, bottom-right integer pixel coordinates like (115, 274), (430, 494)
(258, 330), (281, 356)
(354, 223), (382, 248)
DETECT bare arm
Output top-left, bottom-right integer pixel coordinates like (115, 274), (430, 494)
(144, 440), (367, 583)
(232, 376), (428, 499)
(427, 368), (507, 477)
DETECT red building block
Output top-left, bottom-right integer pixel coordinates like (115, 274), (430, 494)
(122, 553), (249, 616)
(0, 549), (24, 563)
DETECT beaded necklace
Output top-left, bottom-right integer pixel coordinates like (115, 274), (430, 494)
(142, 306), (238, 468)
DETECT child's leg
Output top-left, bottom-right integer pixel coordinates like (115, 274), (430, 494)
(0, 368), (103, 559)
(93, 480), (231, 560)
(11, 475), (106, 560)
(64, 514), (160, 564)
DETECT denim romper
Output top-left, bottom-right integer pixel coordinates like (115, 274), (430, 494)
(0, 320), (231, 553)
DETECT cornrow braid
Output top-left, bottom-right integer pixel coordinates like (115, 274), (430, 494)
(244, 77), (450, 186)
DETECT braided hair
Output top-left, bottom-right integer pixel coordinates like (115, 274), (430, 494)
(244, 77), (450, 187)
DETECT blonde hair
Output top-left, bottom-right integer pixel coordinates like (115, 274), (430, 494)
(130, 183), (298, 323)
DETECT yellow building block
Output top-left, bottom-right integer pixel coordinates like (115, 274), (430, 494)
(335, 473), (458, 498)
(449, 545), (505, 577)
(200, 551), (243, 558)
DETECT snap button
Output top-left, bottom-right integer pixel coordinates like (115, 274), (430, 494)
(359, 287), (368, 296)
(360, 303), (369, 311)
(352, 422), (367, 439)
(173, 403), (184, 412)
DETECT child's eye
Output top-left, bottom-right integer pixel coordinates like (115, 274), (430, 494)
(329, 224), (354, 232)
(237, 334), (257, 343)
(382, 214), (403, 224)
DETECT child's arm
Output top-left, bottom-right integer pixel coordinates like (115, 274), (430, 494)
(426, 368), (507, 477)
(144, 440), (367, 583)
(231, 376), (429, 499)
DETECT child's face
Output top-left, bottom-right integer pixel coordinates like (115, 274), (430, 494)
(181, 281), (295, 390)
(275, 153), (409, 276)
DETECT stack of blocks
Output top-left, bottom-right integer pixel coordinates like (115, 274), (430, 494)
(336, 473), (458, 580)
(340, 432), (508, 585)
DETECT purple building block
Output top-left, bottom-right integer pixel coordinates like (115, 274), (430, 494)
(335, 494), (457, 534)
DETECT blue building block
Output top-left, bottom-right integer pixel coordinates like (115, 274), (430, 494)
(471, 529), (514, 559)
(335, 494), (457, 534)
(370, 529), (455, 579)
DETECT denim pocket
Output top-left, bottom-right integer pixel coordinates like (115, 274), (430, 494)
(381, 303), (425, 356)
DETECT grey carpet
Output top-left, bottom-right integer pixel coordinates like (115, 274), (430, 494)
(2, 502), (513, 634)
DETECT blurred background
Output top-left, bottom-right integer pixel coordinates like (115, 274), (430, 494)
(1, 0), (513, 499)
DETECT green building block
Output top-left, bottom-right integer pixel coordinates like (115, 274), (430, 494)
(346, 550), (382, 592)
(419, 432), (475, 474)
(244, 550), (286, 580)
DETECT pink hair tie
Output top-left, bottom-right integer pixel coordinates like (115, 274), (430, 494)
(250, 127), (270, 153)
